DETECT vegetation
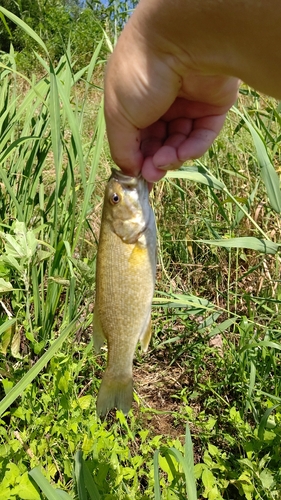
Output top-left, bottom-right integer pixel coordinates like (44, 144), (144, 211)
(0, 4), (281, 500)
(0, 0), (137, 69)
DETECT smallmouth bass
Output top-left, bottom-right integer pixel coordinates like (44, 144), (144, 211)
(93, 168), (157, 417)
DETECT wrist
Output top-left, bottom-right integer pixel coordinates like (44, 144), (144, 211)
(129, 0), (281, 99)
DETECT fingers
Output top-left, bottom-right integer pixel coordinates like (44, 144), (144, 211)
(177, 113), (227, 160)
(140, 112), (227, 182)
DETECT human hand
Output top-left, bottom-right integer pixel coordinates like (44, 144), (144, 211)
(104, 8), (240, 183)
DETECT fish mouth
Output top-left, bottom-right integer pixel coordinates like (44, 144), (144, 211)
(110, 168), (143, 186)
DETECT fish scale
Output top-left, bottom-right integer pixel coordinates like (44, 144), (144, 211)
(93, 169), (157, 417)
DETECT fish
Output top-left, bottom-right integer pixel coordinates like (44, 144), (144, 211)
(93, 168), (157, 417)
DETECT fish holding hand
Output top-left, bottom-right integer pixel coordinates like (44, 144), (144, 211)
(93, 168), (157, 417)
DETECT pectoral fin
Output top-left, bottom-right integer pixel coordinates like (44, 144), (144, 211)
(93, 308), (105, 353)
(139, 316), (152, 352)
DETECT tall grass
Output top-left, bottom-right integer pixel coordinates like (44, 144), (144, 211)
(0, 9), (105, 405)
(1, 7), (281, 500)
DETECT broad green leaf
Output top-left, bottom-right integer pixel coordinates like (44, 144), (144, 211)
(11, 330), (21, 358)
(82, 459), (101, 500)
(166, 165), (225, 190)
(0, 328), (13, 355)
(2, 233), (25, 258)
(259, 469), (274, 489)
(0, 278), (13, 292)
(199, 237), (279, 254)
(202, 468), (215, 490)
(1, 255), (22, 272)
(159, 454), (177, 482)
(13, 221), (37, 259)
(1, 379), (13, 395)
(14, 472), (41, 500)
(78, 395), (93, 410)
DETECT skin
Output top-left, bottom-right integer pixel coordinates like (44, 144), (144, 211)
(104, 0), (281, 183)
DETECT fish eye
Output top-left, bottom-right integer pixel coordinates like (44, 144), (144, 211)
(110, 193), (120, 204)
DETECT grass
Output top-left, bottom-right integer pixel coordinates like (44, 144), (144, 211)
(1, 8), (281, 500)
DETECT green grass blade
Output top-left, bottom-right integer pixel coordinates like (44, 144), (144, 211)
(248, 125), (281, 213)
(0, 318), (17, 337)
(153, 450), (162, 500)
(166, 165), (225, 190)
(258, 405), (280, 440)
(75, 451), (101, 500)
(240, 340), (281, 353)
(54, 492), (73, 500)
(233, 182), (260, 228)
(29, 467), (72, 500)
(245, 360), (256, 413)
(0, 11), (12, 38)
(0, 136), (39, 165)
(74, 451), (88, 500)
(233, 106), (281, 213)
(72, 97), (105, 250)
(56, 78), (86, 189)
(155, 428), (197, 500)
(0, 164), (24, 220)
(208, 317), (237, 337)
(83, 461), (101, 500)
(199, 237), (279, 254)
(164, 447), (197, 500)
(0, 317), (80, 416)
(49, 66), (62, 192)
(184, 424), (198, 500)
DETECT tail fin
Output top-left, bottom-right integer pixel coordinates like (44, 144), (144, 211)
(96, 372), (133, 417)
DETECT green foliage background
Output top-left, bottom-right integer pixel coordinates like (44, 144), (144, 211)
(0, 0), (138, 68)
(0, 3), (281, 500)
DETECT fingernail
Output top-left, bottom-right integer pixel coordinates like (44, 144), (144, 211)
(157, 164), (171, 171)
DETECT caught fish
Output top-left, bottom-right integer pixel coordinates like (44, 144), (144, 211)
(93, 168), (157, 417)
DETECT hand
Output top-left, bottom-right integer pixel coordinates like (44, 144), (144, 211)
(104, 15), (240, 182)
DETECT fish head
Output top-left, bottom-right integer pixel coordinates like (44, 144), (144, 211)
(103, 169), (151, 243)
